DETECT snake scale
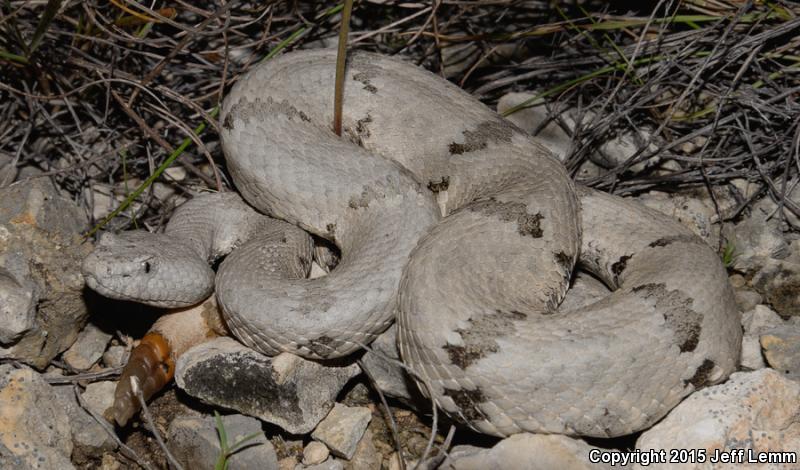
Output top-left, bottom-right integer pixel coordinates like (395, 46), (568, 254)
(82, 49), (741, 438)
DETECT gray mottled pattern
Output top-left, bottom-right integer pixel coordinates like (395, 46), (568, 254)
(82, 49), (741, 438)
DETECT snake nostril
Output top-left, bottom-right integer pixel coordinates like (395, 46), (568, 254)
(144, 261), (151, 274)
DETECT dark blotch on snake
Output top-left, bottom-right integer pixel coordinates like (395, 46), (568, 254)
(345, 115), (373, 147)
(684, 359), (715, 389)
(648, 235), (699, 249)
(222, 113), (234, 130)
(443, 387), (488, 422)
(633, 283), (703, 353)
(308, 335), (343, 358)
(448, 120), (514, 155)
(443, 309), (525, 369)
(427, 176), (450, 193)
(612, 255), (631, 278)
(469, 198), (544, 238)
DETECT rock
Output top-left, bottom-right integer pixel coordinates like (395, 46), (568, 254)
(175, 337), (360, 434)
(497, 92), (661, 171)
(360, 325), (419, 403)
(345, 429), (380, 470)
(760, 324), (800, 380)
(636, 369), (800, 469)
(750, 258), (800, 317)
(167, 413), (278, 470)
(303, 441), (330, 466)
(62, 324), (113, 371)
(52, 383), (117, 459)
(635, 188), (735, 247)
(0, 364), (74, 469)
(311, 404), (372, 460)
(81, 381), (116, 417)
(102, 345), (127, 368)
(279, 457), (299, 470)
(0, 267), (35, 343)
(443, 433), (610, 470)
(722, 198), (790, 273)
(298, 459), (344, 470)
(734, 288), (763, 313)
(0, 178), (91, 368)
(740, 305), (784, 370)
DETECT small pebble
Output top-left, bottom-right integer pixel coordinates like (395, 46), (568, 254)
(302, 441), (329, 466)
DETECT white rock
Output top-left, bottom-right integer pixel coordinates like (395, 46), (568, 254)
(636, 369), (800, 469)
(303, 441), (330, 466)
(0, 365), (75, 469)
(176, 337), (360, 434)
(311, 404), (372, 460)
(497, 92), (661, 171)
(63, 323), (113, 371)
(740, 305), (785, 370)
(81, 381), (116, 418)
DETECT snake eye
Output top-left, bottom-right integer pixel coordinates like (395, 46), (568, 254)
(143, 261), (151, 274)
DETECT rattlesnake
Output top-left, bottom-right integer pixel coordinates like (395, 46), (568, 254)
(82, 49), (741, 438)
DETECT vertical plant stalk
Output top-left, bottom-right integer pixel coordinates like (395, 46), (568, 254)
(333, 0), (354, 136)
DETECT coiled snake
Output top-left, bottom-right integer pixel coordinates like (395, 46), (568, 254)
(83, 49), (741, 438)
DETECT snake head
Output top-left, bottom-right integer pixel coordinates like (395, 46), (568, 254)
(82, 231), (214, 308)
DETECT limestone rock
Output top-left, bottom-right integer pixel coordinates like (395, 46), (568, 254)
(750, 258), (800, 317)
(0, 364), (74, 469)
(52, 383), (117, 460)
(63, 324), (113, 371)
(497, 92), (661, 171)
(81, 381), (116, 418)
(760, 323), (800, 380)
(303, 441), (330, 466)
(0, 178), (91, 368)
(442, 433), (611, 470)
(175, 337), (360, 434)
(311, 404), (372, 460)
(345, 429), (380, 470)
(636, 369), (800, 469)
(740, 305), (784, 370)
(298, 459), (344, 470)
(167, 413), (278, 470)
(360, 325), (419, 403)
(634, 188), (735, 247)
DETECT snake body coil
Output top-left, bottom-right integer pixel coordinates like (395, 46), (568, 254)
(83, 49), (741, 438)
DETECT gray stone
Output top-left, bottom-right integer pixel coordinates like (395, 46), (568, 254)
(0, 178), (91, 368)
(311, 404), (372, 460)
(722, 199), (789, 273)
(81, 381), (116, 417)
(344, 429), (380, 470)
(497, 92), (662, 171)
(635, 188), (736, 247)
(760, 323), (800, 380)
(53, 383), (117, 459)
(360, 325), (418, 402)
(175, 337), (360, 434)
(442, 433), (611, 470)
(303, 441), (330, 465)
(0, 364), (74, 469)
(298, 459), (344, 470)
(636, 369), (800, 470)
(63, 324), (113, 371)
(167, 413), (278, 470)
(102, 344), (127, 368)
(740, 305), (784, 370)
(750, 258), (800, 317)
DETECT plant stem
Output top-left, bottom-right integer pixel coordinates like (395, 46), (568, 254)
(333, 0), (354, 136)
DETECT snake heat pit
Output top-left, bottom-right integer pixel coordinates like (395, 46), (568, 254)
(82, 49), (741, 438)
